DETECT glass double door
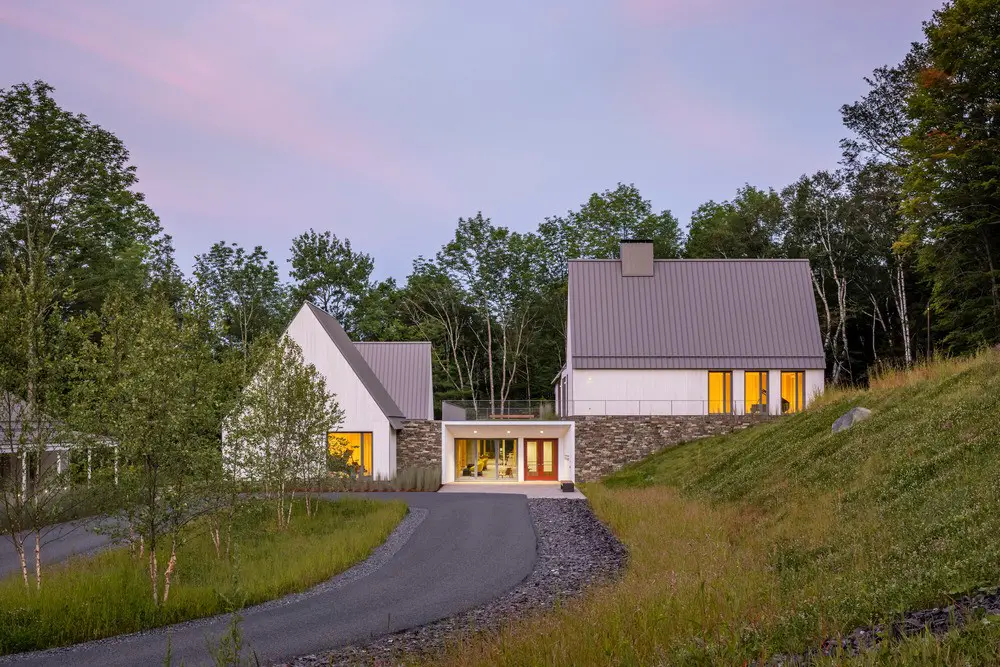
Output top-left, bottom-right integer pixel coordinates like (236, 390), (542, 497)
(455, 439), (517, 480)
(524, 438), (558, 481)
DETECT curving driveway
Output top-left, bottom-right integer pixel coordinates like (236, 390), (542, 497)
(0, 493), (537, 667)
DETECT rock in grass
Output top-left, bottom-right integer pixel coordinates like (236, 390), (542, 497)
(832, 407), (872, 433)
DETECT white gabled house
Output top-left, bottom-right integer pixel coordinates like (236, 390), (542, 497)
(227, 302), (433, 480)
(555, 240), (826, 417)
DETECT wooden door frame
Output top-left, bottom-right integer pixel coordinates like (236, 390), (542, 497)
(523, 438), (559, 481)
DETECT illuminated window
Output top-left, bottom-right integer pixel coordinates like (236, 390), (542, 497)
(327, 432), (373, 475)
(745, 371), (769, 415)
(455, 438), (517, 480)
(708, 371), (733, 414)
(780, 372), (805, 414)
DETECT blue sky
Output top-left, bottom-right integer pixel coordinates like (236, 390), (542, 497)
(0, 0), (940, 281)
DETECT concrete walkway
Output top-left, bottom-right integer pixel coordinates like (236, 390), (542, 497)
(439, 482), (586, 499)
(0, 493), (537, 667)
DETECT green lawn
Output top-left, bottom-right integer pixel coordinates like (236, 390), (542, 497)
(437, 351), (1000, 666)
(0, 497), (406, 655)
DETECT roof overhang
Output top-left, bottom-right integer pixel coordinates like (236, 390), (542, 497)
(572, 356), (827, 370)
(442, 420), (572, 438)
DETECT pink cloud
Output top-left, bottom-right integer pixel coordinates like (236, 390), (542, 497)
(0, 2), (454, 208)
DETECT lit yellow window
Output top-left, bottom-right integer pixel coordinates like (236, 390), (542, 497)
(745, 371), (768, 414)
(780, 372), (805, 414)
(708, 371), (732, 414)
(327, 432), (373, 475)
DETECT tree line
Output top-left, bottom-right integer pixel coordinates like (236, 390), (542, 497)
(4, 1), (998, 416)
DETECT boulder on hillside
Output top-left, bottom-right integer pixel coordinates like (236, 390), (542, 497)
(832, 406), (872, 433)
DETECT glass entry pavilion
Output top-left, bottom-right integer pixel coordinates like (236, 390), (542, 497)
(455, 438), (517, 480)
(440, 421), (575, 484)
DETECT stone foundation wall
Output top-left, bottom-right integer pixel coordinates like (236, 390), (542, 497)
(572, 415), (766, 482)
(396, 420), (441, 472)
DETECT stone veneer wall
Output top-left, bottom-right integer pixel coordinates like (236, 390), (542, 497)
(572, 415), (766, 482)
(396, 420), (442, 472)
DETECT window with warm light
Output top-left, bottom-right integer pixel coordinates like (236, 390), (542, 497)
(455, 438), (517, 480)
(780, 371), (805, 414)
(327, 432), (373, 475)
(708, 371), (733, 414)
(745, 371), (768, 414)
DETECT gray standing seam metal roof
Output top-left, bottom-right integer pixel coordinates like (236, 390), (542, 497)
(304, 303), (407, 430)
(355, 342), (433, 420)
(568, 259), (826, 370)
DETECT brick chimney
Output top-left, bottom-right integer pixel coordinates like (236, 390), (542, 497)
(620, 239), (654, 276)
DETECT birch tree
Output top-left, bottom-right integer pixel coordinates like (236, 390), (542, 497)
(226, 336), (342, 529)
(402, 261), (482, 405)
(83, 292), (224, 606)
(436, 214), (541, 412)
(0, 227), (95, 594)
(783, 172), (858, 384)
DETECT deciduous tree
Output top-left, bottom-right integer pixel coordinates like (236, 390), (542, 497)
(225, 336), (342, 530)
(900, 0), (1000, 352)
(289, 230), (374, 336)
(193, 242), (288, 361)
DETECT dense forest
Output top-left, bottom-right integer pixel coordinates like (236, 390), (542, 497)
(2, 0), (998, 421)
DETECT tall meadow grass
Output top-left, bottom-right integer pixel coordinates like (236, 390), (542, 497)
(433, 350), (1000, 665)
(0, 497), (406, 655)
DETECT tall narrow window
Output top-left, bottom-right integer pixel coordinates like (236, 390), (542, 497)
(328, 432), (373, 475)
(708, 371), (733, 414)
(780, 372), (805, 414)
(745, 371), (769, 415)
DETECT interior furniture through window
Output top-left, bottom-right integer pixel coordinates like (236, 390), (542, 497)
(745, 370), (769, 414)
(780, 371), (805, 414)
(455, 439), (517, 480)
(327, 432), (373, 475)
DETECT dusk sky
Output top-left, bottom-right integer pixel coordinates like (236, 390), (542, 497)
(0, 1), (940, 282)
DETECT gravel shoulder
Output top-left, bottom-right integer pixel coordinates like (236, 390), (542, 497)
(288, 498), (629, 667)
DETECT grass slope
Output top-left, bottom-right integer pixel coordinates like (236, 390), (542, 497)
(439, 352), (1000, 666)
(0, 497), (406, 655)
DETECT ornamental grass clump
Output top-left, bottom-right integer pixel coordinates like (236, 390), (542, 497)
(324, 466), (441, 492)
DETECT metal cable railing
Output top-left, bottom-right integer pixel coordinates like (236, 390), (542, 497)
(441, 399), (796, 420)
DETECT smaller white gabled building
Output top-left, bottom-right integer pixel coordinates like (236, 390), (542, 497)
(242, 302), (433, 480)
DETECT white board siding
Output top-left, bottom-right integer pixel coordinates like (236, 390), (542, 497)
(570, 368), (826, 416)
(768, 368), (783, 416)
(571, 369), (710, 415)
(287, 306), (395, 479)
(805, 370), (825, 407)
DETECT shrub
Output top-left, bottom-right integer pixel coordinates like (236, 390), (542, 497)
(320, 466), (441, 493)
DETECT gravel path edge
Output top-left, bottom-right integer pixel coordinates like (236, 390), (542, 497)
(287, 498), (629, 667)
